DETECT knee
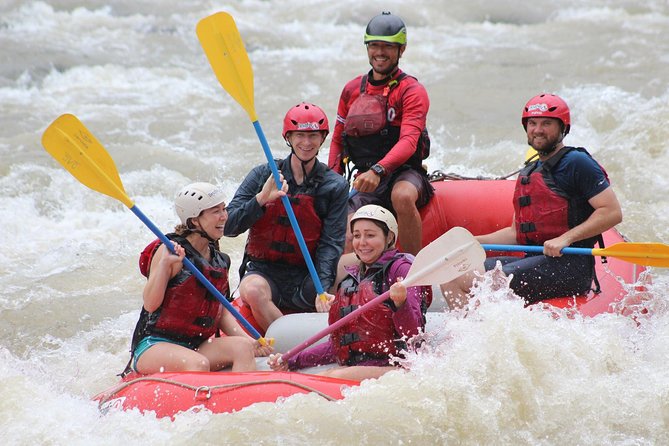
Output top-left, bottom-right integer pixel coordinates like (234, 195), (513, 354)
(234, 338), (256, 359)
(390, 187), (418, 210)
(240, 276), (271, 307)
(186, 356), (211, 372)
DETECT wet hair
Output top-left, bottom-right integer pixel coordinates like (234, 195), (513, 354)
(174, 223), (193, 236)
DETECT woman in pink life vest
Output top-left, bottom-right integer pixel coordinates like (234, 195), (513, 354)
(268, 205), (428, 381)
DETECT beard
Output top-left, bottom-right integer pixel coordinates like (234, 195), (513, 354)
(372, 62), (398, 77)
(528, 133), (562, 155)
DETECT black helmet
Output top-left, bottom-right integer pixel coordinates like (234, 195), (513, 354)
(364, 11), (407, 45)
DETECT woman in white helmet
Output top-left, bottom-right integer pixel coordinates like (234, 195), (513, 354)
(123, 182), (271, 376)
(269, 204), (427, 381)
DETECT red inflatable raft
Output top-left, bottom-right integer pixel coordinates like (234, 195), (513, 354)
(93, 179), (644, 418)
(95, 371), (356, 419)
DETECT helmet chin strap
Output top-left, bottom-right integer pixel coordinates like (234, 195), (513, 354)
(186, 219), (219, 244)
(288, 150), (317, 186)
(196, 229), (219, 244)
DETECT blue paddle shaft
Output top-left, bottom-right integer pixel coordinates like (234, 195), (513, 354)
(251, 120), (325, 296)
(482, 244), (593, 256)
(129, 205), (262, 339)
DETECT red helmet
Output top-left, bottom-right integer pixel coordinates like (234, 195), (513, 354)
(521, 93), (571, 135)
(282, 102), (329, 139)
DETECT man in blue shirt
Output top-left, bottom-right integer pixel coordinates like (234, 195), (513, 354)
(476, 93), (623, 302)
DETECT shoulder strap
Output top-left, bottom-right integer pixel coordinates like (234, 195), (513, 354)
(359, 74), (368, 94)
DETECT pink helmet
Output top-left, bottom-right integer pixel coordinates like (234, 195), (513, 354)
(521, 93), (571, 135)
(282, 102), (329, 139)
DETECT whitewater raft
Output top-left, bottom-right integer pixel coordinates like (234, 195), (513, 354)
(94, 179), (644, 418)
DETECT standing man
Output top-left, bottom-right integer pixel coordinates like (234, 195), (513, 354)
(328, 11), (433, 255)
(225, 103), (349, 331)
(476, 93), (623, 302)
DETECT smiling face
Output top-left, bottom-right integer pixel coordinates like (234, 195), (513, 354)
(191, 202), (228, 240)
(351, 219), (393, 265)
(286, 131), (325, 163)
(366, 41), (405, 78)
(525, 117), (564, 155)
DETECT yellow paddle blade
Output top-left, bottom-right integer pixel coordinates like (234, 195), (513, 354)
(593, 242), (669, 267)
(196, 12), (257, 121)
(525, 146), (538, 162)
(41, 114), (134, 208)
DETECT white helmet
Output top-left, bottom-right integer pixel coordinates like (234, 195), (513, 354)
(350, 204), (398, 246)
(174, 182), (226, 225)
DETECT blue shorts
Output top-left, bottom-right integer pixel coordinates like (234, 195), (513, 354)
(132, 336), (191, 372)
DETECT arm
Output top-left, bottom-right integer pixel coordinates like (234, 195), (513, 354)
(544, 187), (622, 256)
(142, 242), (184, 313)
(219, 309), (253, 338)
(287, 340), (337, 370)
(268, 340), (337, 371)
(224, 165), (287, 237)
(220, 307), (273, 357)
(475, 219), (518, 245)
(377, 81), (430, 174)
(314, 172), (349, 291)
(388, 259), (424, 337)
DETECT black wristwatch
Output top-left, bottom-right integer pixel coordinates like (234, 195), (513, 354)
(370, 163), (386, 177)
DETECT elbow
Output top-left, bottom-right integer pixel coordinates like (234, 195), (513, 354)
(142, 291), (161, 313)
(143, 302), (159, 313)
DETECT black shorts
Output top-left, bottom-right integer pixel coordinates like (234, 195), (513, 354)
(484, 254), (594, 303)
(244, 262), (317, 313)
(349, 167), (434, 214)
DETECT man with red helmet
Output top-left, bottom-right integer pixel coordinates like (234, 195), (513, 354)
(328, 11), (433, 256)
(225, 103), (349, 330)
(476, 93), (623, 302)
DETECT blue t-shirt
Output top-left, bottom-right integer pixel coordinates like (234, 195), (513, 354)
(538, 148), (609, 202)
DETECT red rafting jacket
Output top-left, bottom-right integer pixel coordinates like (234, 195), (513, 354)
(329, 68), (430, 175)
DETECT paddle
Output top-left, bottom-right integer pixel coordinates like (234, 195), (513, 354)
(281, 227), (486, 361)
(41, 113), (268, 344)
(196, 12), (329, 302)
(482, 243), (669, 267)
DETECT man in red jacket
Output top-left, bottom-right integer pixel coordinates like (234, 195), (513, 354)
(328, 11), (433, 255)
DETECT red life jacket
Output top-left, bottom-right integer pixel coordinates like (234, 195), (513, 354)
(328, 255), (408, 366)
(133, 234), (230, 344)
(343, 72), (430, 172)
(245, 192), (323, 267)
(514, 146), (606, 247)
